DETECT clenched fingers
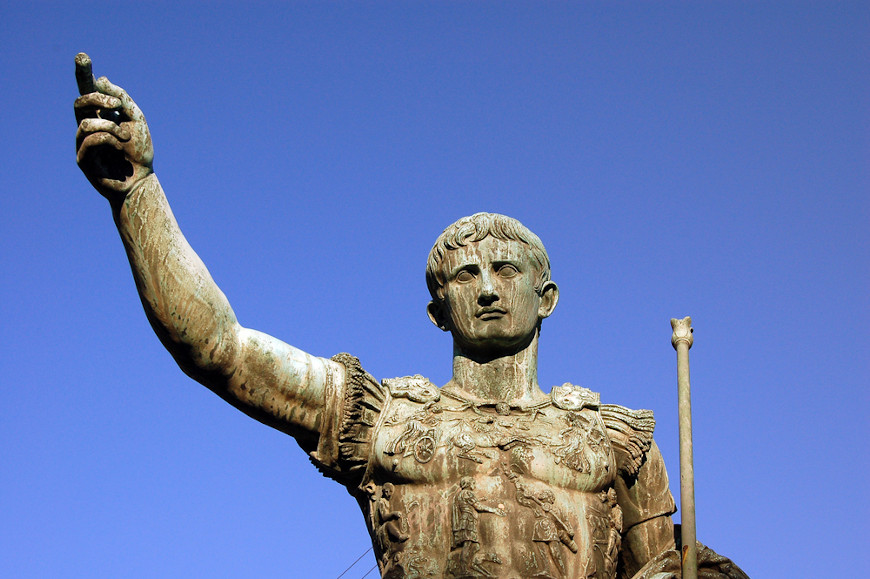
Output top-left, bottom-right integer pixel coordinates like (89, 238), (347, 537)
(95, 76), (146, 123)
(74, 93), (124, 124)
(76, 132), (127, 165)
(77, 117), (132, 148)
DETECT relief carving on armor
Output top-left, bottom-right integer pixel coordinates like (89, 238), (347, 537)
(447, 477), (506, 578)
(385, 375), (441, 404)
(385, 419), (439, 465)
(553, 411), (607, 474)
(602, 488), (623, 579)
(382, 550), (438, 579)
(383, 401), (443, 467)
(504, 466), (578, 578)
(397, 552), (438, 579)
(551, 384), (600, 411)
(450, 429), (488, 463)
(443, 409), (544, 463)
(363, 482), (410, 576)
(582, 488), (623, 579)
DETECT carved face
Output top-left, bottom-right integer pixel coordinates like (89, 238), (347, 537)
(428, 237), (558, 357)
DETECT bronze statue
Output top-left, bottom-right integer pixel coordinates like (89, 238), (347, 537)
(74, 53), (747, 579)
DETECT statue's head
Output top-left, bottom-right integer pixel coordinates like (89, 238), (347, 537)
(426, 213), (551, 301)
(425, 213), (559, 357)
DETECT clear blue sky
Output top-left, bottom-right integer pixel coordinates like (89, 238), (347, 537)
(2, 3), (867, 577)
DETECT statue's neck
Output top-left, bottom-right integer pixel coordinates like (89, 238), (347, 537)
(444, 333), (545, 405)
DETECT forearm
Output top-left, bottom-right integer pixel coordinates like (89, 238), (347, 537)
(113, 173), (240, 379)
(620, 515), (675, 577)
(111, 174), (334, 439)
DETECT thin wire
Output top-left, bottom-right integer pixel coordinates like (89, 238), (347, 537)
(359, 563), (378, 578)
(335, 547), (373, 579)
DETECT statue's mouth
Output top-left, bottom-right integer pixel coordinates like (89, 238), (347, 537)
(477, 307), (507, 320)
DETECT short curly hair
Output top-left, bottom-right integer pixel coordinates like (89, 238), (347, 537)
(426, 213), (551, 302)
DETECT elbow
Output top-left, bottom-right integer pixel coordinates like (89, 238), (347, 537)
(196, 322), (242, 373)
(158, 314), (243, 381)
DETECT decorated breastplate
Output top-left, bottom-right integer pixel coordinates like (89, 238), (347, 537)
(360, 377), (624, 579)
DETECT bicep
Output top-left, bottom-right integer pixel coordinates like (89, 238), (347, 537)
(217, 327), (343, 449)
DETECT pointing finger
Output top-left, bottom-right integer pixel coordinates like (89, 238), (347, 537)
(75, 53), (96, 96)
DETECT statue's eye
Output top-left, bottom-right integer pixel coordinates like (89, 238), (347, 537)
(456, 270), (475, 282)
(497, 264), (519, 278)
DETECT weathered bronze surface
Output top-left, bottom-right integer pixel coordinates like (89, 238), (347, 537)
(74, 53), (748, 579)
(671, 317), (697, 579)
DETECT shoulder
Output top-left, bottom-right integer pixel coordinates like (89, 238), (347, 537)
(310, 353), (386, 485)
(550, 383), (600, 410)
(331, 353), (387, 436)
(383, 374), (441, 404)
(599, 403), (656, 481)
(549, 383), (656, 480)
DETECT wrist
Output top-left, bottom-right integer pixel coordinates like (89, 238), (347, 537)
(111, 171), (157, 214)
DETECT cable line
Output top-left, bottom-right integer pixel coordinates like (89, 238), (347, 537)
(335, 546), (373, 579)
(359, 563), (378, 578)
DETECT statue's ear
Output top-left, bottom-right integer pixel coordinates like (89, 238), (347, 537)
(538, 281), (559, 319)
(427, 301), (450, 331)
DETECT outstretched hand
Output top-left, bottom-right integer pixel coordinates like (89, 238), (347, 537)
(74, 53), (153, 200)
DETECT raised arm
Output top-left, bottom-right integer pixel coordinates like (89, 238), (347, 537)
(74, 54), (339, 449)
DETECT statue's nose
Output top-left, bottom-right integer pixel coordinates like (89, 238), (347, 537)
(478, 271), (498, 303)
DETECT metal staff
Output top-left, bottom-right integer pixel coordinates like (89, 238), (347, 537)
(671, 316), (697, 579)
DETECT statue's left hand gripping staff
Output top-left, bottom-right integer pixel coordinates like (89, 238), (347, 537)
(74, 53), (154, 201)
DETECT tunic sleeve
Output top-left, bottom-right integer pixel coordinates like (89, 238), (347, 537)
(601, 404), (676, 529)
(613, 440), (676, 530)
(603, 405), (678, 577)
(308, 353), (385, 487)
